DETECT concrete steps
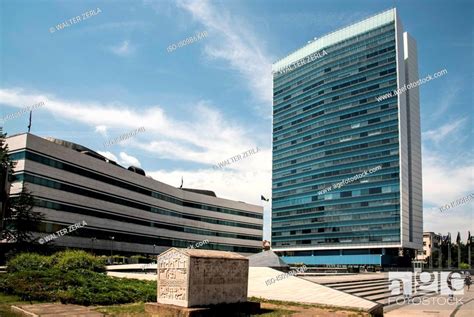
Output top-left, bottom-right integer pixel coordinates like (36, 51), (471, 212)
(320, 273), (442, 307)
(330, 281), (389, 291)
(319, 278), (387, 286)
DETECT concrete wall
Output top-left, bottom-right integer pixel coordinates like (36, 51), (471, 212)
(403, 32), (423, 250)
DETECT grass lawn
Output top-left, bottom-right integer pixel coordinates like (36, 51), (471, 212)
(249, 297), (370, 317)
(0, 293), (367, 317)
(0, 293), (43, 317)
(94, 298), (369, 316)
(95, 302), (147, 316)
(94, 301), (295, 316)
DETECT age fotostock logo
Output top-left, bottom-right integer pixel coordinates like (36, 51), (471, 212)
(389, 271), (464, 297)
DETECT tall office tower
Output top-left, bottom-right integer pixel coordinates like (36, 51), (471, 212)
(271, 9), (422, 266)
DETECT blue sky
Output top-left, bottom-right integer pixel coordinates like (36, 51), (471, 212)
(1, 0), (472, 241)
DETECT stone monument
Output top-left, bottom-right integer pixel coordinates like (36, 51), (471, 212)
(145, 248), (260, 316)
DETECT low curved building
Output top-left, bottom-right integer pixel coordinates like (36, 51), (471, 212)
(4, 133), (263, 256)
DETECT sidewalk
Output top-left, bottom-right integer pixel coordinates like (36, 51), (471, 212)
(11, 303), (104, 316)
(385, 286), (474, 317)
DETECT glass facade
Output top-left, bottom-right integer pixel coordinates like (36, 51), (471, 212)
(272, 12), (404, 255)
(7, 141), (263, 255)
(9, 151), (263, 221)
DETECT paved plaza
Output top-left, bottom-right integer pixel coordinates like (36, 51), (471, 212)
(247, 267), (381, 313)
(11, 303), (104, 316)
(384, 286), (474, 317)
(106, 266), (474, 316)
(302, 271), (473, 316)
(108, 266), (382, 314)
(12, 269), (474, 316)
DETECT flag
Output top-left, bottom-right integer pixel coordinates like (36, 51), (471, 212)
(27, 110), (32, 133)
(468, 231), (471, 246)
(456, 232), (461, 245)
(260, 195), (269, 201)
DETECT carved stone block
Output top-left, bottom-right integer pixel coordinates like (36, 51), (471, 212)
(156, 248), (249, 307)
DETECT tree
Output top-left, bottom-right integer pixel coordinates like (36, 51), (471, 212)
(0, 128), (15, 171)
(1, 128), (15, 231)
(2, 187), (44, 246)
(0, 130), (44, 252)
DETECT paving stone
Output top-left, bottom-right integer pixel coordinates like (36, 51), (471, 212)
(11, 303), (104, 317)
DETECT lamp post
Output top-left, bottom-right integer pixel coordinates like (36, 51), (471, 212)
(91, 237), (96, 254)
(110, 236), (114, 259)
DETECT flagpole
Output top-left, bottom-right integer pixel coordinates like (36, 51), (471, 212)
(447, 234), (451, 269)
(457, 232), (461, 269)
(469, 242), (471, 269)
(27, 110), (32, 133)
(468, 232), (472, 269)
(458, 244), (461, 269)
(469, 246), (472, 269)
(429, 241), (433, 269)
(439, 236), (442, 269)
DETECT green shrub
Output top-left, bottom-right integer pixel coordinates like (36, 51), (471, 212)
(1, 250), (155, 306)
(1, 268), (156, 305)
(56, 273), (156, 305)
(50, 250), (105, 273)
(460, 262), (470, 269)
(0, 269), (62, 301)
(6, 253), (51, 273)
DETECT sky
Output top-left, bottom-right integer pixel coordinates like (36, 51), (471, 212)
(0, 0), (472, 241)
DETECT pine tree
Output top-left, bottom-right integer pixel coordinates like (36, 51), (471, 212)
(0, 128), (16, 170)
(3, 187), (44, 245)
(0, 127), (15, 233)
(0, 129), (44, 249)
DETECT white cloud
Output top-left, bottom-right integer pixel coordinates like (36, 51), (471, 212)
(97, 151), (118, 162)
(148, 164), (270, 207)
(109, 40), (134, 56)
(98, 150), (141, 167)
(0, 89), (266, 165)
(176, 0), (273, 112)
(95, 125), (108, 137)
(422, 148), (474, 207)
(119, 152), (141, 167)
(421, 147), (474, 241)
(423, 118), (466, 144)
(424, 206), (473, 241)
(0, 87), (269, 207)
(429, 83), (462, 119)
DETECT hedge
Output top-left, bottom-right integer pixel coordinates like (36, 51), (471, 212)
(0, 251), (156, 305)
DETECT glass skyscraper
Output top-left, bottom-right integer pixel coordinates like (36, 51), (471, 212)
(271, 9), (422, 266)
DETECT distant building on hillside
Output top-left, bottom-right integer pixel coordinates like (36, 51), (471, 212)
(416, 232), (441, 263)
